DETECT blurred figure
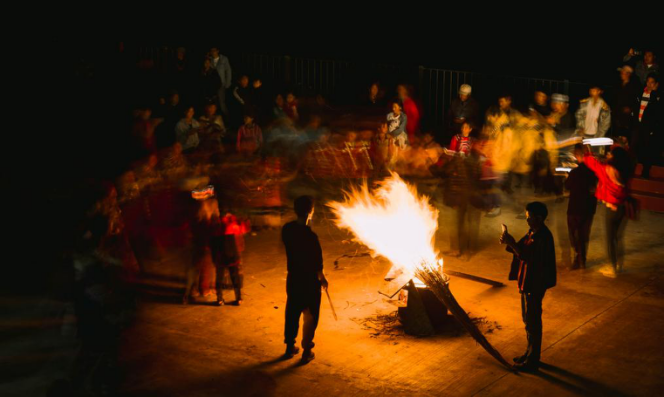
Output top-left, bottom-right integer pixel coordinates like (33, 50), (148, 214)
(448, 84), (479, 142)
(366, 82), (385, 108)
(397, 84), (420, 143)
(440, 151), (482, 259)
(199, 101), (226, 136)
(575, 83), (611, 141)
(233, 75), (252, 108)
(154, 91), (183, 148)
(199, 57), (221, 108)
(485, 93), (522, 194)
(634, 74), (661, 179)
(529, 90), (551, 117)
(624, 48), (660, 86)
(212, 212), (248, 305)
(131, 105), (161, 158)
(184, 194), (219, 304)
(209, 47), (232, 115)
(612, 65), (640, 141)
(565, 144), (598, 270)
(273, 94), (287, 120)
(284, 92), (299, 121)
(547, 94), (575, 139)
(583, 145), (633, 277)
(175, 106), (201, 152)
(252, 78), (270, 124)
(371, 121), (394, 175)
(237, 112), (263, 156)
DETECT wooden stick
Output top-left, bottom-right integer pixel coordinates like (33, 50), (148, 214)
(325, 289), (338, 321)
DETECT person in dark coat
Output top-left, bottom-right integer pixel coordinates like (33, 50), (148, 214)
(281, 196), (329, 364)
(500, 201), (556, 372)
(565, 144), (597, 269)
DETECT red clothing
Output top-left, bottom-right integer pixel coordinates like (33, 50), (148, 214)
(237, 124), (263, 153)
(402, 97), (420, 142)
(449, 135), (473, 155)
(583, 154), (627, 207)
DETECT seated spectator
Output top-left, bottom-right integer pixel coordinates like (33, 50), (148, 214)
(449, 122), (475, 156)
(175, 106), (201, 151)
(366, 82), (386, 108)
(132, 105), (161, 157)
(199, 102), (226, 136)
(237, 113), (263, 156)
(448, 84), (479, 139)
(273, 94), (287, 120)
(387, 101), (408, 148)
(623, 49), (660, 86)
(284, 92), (299, 121)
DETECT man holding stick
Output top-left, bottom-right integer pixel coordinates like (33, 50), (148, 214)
(500, 201), (557, 372)
(282, 196), (329, 364)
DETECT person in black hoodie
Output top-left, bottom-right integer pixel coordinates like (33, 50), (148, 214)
(612, 65), (641, 141)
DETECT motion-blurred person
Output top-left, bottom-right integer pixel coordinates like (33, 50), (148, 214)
(634, 74), (661, 179)
(284, 92), (299, 122)
(184, 191), (218, 304)
(273, 94), (287, 120)
(565, 144), (598, 270)
(237, 112), (263, 157)
(212, 211), (248, 306)
(397, 84), (420, 143)
(366, 82), (385, 108)
(448, 84), (479, 142)
(154, 91), (183, 148)
(583, 145), (633, 277)
(529, 90), (551, 118)
(209, 47), (232, 115)
(232, 74), (252, 120)
(387, 101), (408, 148)
(371, 121), (394, 176)
(485, 93), (522, 194)
(199, 58), (222, 109)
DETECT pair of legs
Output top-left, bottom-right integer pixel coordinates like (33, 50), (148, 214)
(567, 213), (594, 268)
(284, 293), (321, 352)
(517, 290), (546, 367)
(215, 264), (243, 303)
(452, 204), (481, 257)
(605, 205), (626, 272)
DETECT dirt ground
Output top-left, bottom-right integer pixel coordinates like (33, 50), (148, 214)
(2, 184), (664, 396)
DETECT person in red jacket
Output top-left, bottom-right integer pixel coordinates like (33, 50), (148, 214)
(582, 145), (632, 277)
(397, 84), (420, 144)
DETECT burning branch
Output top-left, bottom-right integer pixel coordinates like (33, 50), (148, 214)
(415, 266), (514, 372)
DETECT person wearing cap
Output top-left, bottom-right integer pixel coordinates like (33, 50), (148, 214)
(448, 84), (479, 141)
(547, 94), (575, 138)
(575, 84), (611, 153)
(612, 65), (641, 141)
(634, 73), (661, 179)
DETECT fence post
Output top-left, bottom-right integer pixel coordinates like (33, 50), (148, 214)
(564, 79), (569, 96)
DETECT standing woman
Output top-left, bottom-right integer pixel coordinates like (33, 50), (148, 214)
(582, 145), (633, 277)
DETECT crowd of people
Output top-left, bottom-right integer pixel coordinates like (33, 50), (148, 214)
(63, 45), (660, 392)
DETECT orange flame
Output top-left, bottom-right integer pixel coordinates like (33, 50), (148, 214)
(328, 173), (441, 281)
